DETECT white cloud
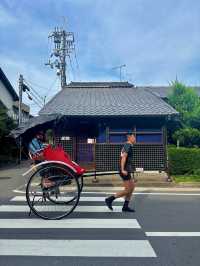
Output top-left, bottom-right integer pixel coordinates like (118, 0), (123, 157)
(1, 0), (200, 118)
(0, 55), (61, 115)
(74, 0), (200, 85)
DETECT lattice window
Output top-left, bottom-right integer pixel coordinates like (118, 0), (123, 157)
(95, 144), (165, 171)
(55, 137), (166, 171)
(133, 144), (165, 170)
(55, 136), (74, 159)
(96, 144), (122, 171)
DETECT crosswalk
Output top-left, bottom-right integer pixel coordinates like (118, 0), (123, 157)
(0, 194), (157, 258)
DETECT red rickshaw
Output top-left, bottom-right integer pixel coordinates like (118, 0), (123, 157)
(25, 145), (86, 220)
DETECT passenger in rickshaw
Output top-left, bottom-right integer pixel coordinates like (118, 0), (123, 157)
(28, 131), (55, 188)
(28, 131), (45, 162)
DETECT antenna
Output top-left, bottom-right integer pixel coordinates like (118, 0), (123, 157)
(112, 64), (126, 81)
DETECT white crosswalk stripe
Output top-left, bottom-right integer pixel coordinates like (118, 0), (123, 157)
(0, 205), (122, 212)
(0, 218), (141, 229)
(0, 195), (157, 258)
(11, 196), (124, 202)
(146, 232), (200, 237)
(0, 239), (156, 257)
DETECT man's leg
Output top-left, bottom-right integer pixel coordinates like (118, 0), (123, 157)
(122, 179), (135, 212)
(105, 178), (135, 211)
(116, 179), (135, 199)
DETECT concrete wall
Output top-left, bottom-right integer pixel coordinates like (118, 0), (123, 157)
(0, 79), (14, 112)
(0, 80), (29, 122)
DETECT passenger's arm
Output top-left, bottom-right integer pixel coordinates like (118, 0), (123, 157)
(29, 142), (37, 155)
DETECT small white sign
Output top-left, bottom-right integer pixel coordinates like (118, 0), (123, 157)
(135, 168), (144, 172)
(87, 138), (95, 144)
(61, 136), (71, 141)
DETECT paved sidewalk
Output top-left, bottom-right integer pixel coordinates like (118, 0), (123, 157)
(1, 160), (200, 192)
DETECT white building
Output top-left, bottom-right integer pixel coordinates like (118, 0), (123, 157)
(0, 67), (30, 123)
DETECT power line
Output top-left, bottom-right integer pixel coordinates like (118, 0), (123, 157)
(28, 90), (44, 106)
(45, 76), (59, 99)
(24, 76), (61, 104)
(24, 79), (49, 92)
(26, 90), (43, 107)
(23, 83), (44, 105)
(23, 79), (46, 106)
(24, 79), (46, 99)
(24, 90), (43, 109)
(22, 83), (44, 107)
(22, 83), (43, 108)
(68, 54), (75, 81)
(47, 35), (52, 62)
(74, 45), (80, 69)
(74, 44), (81, 80)
(18, 75), (44, 121)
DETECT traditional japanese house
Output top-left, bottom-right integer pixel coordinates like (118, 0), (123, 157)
(39, 82), (178, 171)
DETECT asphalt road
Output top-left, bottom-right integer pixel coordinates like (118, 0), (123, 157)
(0, 189), (200, 265)
(0, 166), (200, 266)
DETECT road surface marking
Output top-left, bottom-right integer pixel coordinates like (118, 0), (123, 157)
(146, 232), (200, 237)
(0, 239), (156, 257)
(11, 196), (124, 202)
(0, 219), (140, 229)
(0, 205), (122, 213)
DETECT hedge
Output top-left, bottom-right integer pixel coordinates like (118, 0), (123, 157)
(168, 147), (200, 175)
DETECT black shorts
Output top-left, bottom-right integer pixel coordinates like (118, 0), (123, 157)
(119, 171), (132, 181)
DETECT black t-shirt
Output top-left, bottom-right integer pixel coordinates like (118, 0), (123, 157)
(120, 143), (133, 172)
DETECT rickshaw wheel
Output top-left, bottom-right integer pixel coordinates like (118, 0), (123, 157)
(26, 163), (81, 220)
(79, 176), (83, 192)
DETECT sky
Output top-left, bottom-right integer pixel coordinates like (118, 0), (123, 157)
(0, 0), (200, 115)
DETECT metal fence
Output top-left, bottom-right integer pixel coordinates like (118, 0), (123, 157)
(55, 136), (74, 158)
(96, 144), (166, 171)
(55, 137), (166, 171)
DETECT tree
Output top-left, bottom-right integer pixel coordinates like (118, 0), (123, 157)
(188, 106), (200, 130)
(173, 128), (200, 147)
(0, 106), (16, 137)
(168, 81), (200, 146)
(0, 106), (17, 165)
(168, 81), (200, 127)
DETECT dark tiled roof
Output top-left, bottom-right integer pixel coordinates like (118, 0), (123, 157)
(68, 82), (133, 88)
(40, 82), (178, 117)
(10, 114), (58, 138)
(143, 86), (200, 98)
(0, 67), (18, 101)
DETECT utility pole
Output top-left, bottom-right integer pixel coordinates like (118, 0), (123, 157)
(112, 64), (126, 81)
(18, 74), (23, 163)
(46, 27), (75, 89)
(18, 74), (23, 126)
(18, 75), (31, 163)
(60, 30), (66, 88)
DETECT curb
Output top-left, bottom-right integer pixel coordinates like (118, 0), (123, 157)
(81, 186), (200, 193)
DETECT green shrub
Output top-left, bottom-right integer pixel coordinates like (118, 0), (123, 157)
(193, 169), (200, 176)
(173, 128), (200, 147)
(168, 147), (200, 175)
